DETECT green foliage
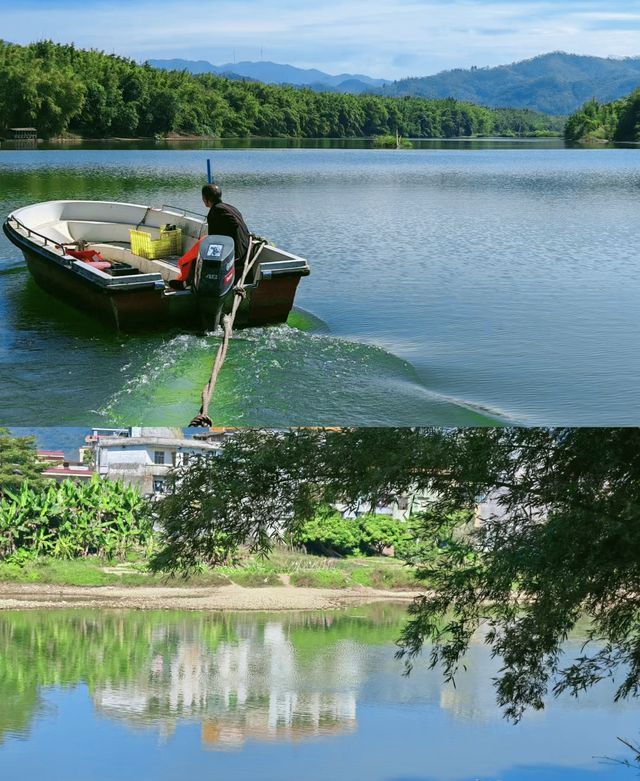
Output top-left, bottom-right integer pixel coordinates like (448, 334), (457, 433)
(393, 428), (640, 722)
(565, 88), (640, 143)
(0, 40), (560, 139)
(291, 506), (458, 559)
(350, 565), (419, 590)
(150, 432), (326, 573)
(393, 509), (473, 563)
(295, 506), (363, 555)
(0, 557), (125, 586)
(0, 556), (239, 587)
(151, 428), (450, 572)
(358, 513), (408, 555)
(0, 475), (153, 561)
(0, 428), (46, 494)
(220, 563), (282, 587)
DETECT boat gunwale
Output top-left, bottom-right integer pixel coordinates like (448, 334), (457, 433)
(6, 199), (310, 267)
(3, 216), (166, 292)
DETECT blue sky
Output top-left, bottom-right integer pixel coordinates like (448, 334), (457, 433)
(1, 0), (640, 78)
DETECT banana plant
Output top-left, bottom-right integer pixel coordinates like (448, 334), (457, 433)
(0, 476), (154, 563)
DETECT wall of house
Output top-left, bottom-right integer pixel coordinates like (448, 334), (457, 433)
(96, 442), (218, 495)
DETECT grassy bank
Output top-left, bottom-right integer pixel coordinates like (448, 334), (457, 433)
(0, 550), (421, 590)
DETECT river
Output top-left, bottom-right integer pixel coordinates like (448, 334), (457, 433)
(1, 141), (638, 426)
(0, 605), (637, 781)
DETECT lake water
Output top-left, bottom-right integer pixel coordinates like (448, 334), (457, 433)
(1, 142), (638, 426)
(0, 605), (638, 781)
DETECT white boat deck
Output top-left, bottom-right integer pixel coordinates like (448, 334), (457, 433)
(8, 200), (204, 282)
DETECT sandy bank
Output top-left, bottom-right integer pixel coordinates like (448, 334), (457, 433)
(0, 582), (423, 611)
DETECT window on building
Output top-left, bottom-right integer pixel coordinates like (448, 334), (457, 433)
(153, 478), (166, 494)
(182, 452), (190, 465)
(154, 451), (165, 465)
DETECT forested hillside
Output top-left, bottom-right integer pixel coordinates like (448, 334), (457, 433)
(377, 52), (640, 116)
(565, 88), (640, 142)
(0, 41), (562, 139)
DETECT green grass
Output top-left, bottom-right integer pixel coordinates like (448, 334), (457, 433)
(222, 566), (283, 587)
(350, 566), (419, 590)
(0, 550), (422, 590)
(0, 557), (230, 588)
(289, 570), (351, 589)
(0, 558), (124, 586)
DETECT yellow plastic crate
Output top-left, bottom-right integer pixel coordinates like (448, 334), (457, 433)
(160, 225), (183, 255)
(129, 227), (182, 259)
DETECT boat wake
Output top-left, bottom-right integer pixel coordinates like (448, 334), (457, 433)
(0, 258), (27, 274)
(97, 323), (508, 426)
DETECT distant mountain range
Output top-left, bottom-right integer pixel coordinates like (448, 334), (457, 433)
(149, 52), (640, 115)
(375, 53), (640, 115)
(147, 59), (389, 94)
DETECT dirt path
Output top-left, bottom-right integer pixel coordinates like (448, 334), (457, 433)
(0, 582), (423, 611)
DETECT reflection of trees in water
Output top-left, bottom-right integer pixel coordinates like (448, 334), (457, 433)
(0, 606), (405, 746)
(0, 610), (161, 744)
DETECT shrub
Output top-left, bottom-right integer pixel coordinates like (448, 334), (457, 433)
(351, 566), (419, 590)
(359, 514), (411, 555)
(294, 506), (363, 556)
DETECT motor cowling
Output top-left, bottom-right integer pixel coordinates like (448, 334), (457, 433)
(192, 235), (235, 330)
(194, 235), (235, 298)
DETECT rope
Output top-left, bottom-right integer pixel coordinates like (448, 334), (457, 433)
(189, 236), (267, 427)
(135, 207), (152, 230)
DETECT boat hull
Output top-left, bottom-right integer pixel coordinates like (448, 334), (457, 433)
(22, 245), (168, 329)
(4, 211), (308, 332)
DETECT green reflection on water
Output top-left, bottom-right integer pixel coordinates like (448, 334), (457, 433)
(0, 604), (407, 746)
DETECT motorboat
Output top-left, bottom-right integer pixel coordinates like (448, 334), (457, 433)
(3, 200), (310, 330)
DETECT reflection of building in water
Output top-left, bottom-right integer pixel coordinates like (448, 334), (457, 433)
(92, 620), (358, 747)
(201, 690), (356, 749)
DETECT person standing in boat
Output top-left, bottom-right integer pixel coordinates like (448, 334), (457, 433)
(172, 184), (251, 288)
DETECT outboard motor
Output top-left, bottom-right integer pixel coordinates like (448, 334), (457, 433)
(192, 235), (235, 330)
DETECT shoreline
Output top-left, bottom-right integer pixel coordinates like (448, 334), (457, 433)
(1, 133), (565, 144)
(0, 581), (423, 611)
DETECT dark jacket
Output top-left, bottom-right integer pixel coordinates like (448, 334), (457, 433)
(207, 202), (250, 267)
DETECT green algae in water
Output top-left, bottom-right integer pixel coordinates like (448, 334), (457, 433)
(100, 325), (500, 426)
(286, 307), (330, 333)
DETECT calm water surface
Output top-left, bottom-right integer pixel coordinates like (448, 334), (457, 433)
(1, 143), (638, 425)
(0, 605), (637, 781)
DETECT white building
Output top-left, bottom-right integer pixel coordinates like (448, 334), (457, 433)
(90, 427), (225, 496)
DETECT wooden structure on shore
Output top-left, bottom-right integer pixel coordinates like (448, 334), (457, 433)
(9, 127), (38, 140)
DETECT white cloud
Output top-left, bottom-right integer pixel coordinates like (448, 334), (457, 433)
(1, 0), (639, 78)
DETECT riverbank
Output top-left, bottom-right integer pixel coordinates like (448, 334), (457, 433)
(0, 581), (422, 611)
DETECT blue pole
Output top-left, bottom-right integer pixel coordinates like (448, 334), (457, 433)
(206, 158), (212, 184)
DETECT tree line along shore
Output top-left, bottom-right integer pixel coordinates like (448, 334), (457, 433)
(0, 40), (565, 140)
(564, 88), (640, 143)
